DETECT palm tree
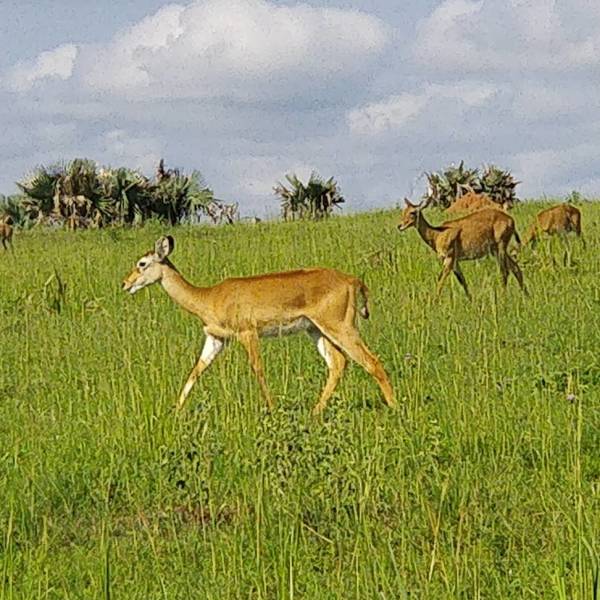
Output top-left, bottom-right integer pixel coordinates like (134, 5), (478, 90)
(149, 168), (214, 225)
(17, 164), (60, 222)
(97, 167), (148, 225)
(15, 159), (216, 227)
(0, 195), (26, 226)
(424, 161), (479, 208)
(17, 159), (106, 225)
(423, 162), (519, 208)
(274, 172), (345, 221)
(478, 165), (519, 208)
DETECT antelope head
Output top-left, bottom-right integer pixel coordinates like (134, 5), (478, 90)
(122, 235), (174, 294)
(398, 197), (430, 231)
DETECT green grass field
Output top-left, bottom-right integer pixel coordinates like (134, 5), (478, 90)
(0, 201), (598, 598)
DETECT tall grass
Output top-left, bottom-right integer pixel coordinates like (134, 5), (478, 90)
(0, 202), (598, 598)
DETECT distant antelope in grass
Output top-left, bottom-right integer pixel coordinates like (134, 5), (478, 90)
(398, 198), (527, 299)
(122, 236), (395, 414)
(0, 216), (13, 250)
(446, 191), (512, 215)
(523, 204), (583, 246)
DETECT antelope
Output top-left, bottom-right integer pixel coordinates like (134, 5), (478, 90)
(122, 236), (395, 415)
(446, 191), (512, 215)
(0, 216), (13, 250)
(398, 198), (527, 299)
(523, 204), (582, 246)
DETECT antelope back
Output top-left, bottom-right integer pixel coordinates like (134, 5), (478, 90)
(447, 192), (495, 214)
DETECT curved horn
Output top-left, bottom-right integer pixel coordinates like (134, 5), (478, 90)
(420, 195), (433, 210)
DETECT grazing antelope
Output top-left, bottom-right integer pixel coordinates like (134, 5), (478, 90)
(446, 191), (512, 215)
(398, 199), (527, 299)
(0, 216), (13, 250)
(122, 236), (395, 414)
(523, 204), (582, 246)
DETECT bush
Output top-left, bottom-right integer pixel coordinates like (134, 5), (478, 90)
(15, 158), (216, 228)
(424, 162), (519, 208)
(274, 172), (345, 221)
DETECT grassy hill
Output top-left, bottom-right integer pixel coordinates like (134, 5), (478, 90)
(0, 201), (598, 598)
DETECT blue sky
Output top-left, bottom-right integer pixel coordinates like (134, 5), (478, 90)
(1, 0), (599, 215)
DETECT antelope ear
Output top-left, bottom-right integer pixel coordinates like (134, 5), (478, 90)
(404, 197), (415, 208)
(155, 235), (174, 259)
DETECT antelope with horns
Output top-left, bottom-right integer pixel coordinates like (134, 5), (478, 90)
(523, 203), (582, 246)
(0, 216), (13, 250)
(398, 198), (527, 299)
(122, 236), (395, 414)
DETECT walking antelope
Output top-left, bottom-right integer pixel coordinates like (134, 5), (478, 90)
(445, 191), (512, 215)
(398, 198), (527, 299)
(0, 216), (13, 250)
(523, 204), (582, 246)
(122, 236), (395, 414)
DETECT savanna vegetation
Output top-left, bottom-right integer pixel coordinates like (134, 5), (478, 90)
(0, 200), (598, 598)
(2, 159), (523, 230)
(274, 172), (345, 221)
(424, 162), (520, 208)
(1, 159), (239, 229)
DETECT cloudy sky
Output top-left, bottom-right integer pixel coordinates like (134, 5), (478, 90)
(1, 0), (599, 215)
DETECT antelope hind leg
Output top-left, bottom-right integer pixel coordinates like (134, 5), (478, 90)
(310, 332), (346, 415)
(317, 325), (395, 409)
(452, 265), (471, 299)
(506, 254), (528, 295)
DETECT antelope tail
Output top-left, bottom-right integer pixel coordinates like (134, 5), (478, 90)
(358, 281), (370, 319)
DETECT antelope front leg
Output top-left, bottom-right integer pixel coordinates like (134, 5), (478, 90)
(177, 334), (224, 411)
(436, 256), (455, 299)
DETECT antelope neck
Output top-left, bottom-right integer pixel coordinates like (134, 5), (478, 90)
(414, 212), (440, 251)
(159, 262), (209, 318)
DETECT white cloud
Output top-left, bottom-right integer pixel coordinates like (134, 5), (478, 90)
(347, 81), (497, 135)
(4, 44), (78, 92)
(77, 0), (389, 101)
(414, 0), (600, 72)
(511, 142), (600, 195)
(101, 129), (161, 173)
(81, 5), (185, 91)
(511, 81), (600, 121)
(35, 122), (78, 146)
(3, 0), (600, 207)
(414, 0), (483, 70)
(347, 93), (426, 135)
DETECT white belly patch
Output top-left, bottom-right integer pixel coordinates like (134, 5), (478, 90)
(260, 317), (312, 337)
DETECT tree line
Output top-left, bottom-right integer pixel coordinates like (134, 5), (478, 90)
(0, 159), (519, 228)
